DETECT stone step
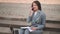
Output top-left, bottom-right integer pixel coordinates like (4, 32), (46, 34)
(0, 19), (60, 29)
(0, 27), (20, 34)
(0, 27), (60, 34)
(0, 27), (12, 34)
(0, 19), (27, 28)
(46, 23), (60, 29)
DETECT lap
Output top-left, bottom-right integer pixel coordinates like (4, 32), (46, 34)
(20, 27), (43, 32)
(30, 30), (43, 34)
(20, 27), (43, 34)
(20, 28), (29, 32)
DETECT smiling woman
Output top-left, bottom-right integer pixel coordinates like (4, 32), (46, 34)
(19, 0), (46, 34)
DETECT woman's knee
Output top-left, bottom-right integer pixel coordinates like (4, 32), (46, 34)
(25, 29), (30, 34)
(25, 29), (29, 32)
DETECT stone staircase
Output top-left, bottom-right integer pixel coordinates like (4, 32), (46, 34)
(0, 17), (60, 34)
(0, 3), (60, 34)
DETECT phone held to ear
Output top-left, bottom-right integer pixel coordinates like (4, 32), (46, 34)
(32, 8), (34, 11)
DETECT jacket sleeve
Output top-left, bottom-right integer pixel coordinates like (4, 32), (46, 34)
(37, 14), (46, 29)
(27, 16), (32, 23)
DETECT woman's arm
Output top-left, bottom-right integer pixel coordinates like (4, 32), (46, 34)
(37, 14), (46, 29)
(27, 16), (32, 23)
(30, 14), (46, 30)
(27, 11), (34, 23)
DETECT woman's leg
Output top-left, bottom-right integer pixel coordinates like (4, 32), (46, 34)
(31, 30), (43, 34)
(19, 28), (25, 34)
(25, 29), (30, 34)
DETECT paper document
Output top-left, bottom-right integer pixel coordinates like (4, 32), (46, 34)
(21, 27), (34, 32)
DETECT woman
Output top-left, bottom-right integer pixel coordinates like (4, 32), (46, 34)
(19, 1), (46, 34)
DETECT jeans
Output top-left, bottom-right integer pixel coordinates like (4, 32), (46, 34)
(19, 28), (29, 34)
(19, 28), (43, 34)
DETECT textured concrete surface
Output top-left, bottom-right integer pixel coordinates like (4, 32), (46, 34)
(0, 0), (60, 4)
(0, 27), (60, 34)
(0, 2), (60, 34)
(0, 27), (11, 34)
(43, 31), (60, 34)
(0, 3), (60, 21)
(0, 18), (60, 34)
(0, 19), (60, 28)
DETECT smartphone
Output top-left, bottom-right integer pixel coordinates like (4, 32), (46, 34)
(32, 8), (34, 11)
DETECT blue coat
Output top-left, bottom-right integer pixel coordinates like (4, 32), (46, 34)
(27, 10), (46, 30)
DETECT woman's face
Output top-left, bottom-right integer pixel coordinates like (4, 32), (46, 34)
(32, 3), (38, 11)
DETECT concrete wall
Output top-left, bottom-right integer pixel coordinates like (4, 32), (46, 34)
(0, 0), (60, 21)
(0, 0), (60, 4)
(0, 3), (60, 21)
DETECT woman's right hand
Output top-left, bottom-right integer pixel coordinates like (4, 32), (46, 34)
(29, 10), (33, 16)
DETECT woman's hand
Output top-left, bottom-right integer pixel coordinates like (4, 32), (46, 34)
(31, 26), (37, 30)
(29, 10), (33, 16)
